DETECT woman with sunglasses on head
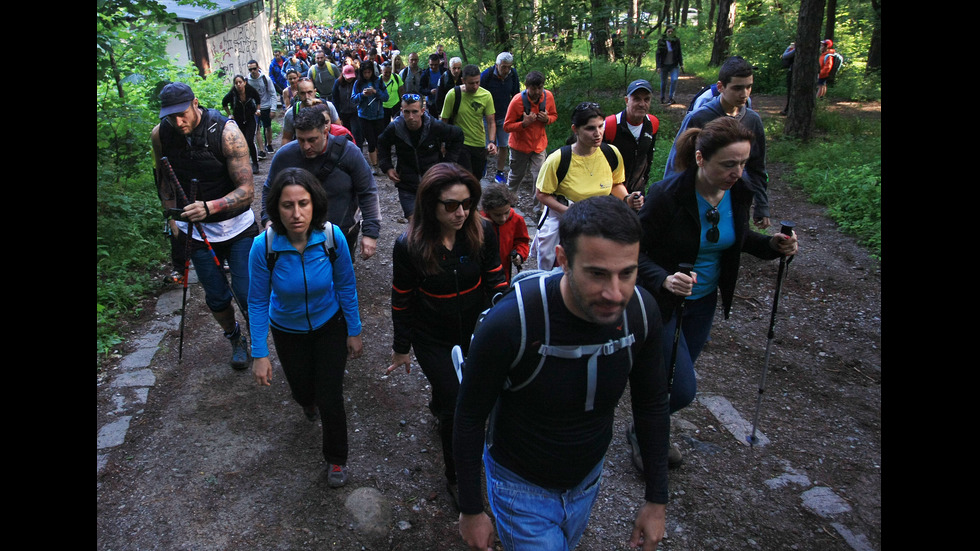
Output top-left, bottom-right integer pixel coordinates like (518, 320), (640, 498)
(634, 117), (797, 464)
(387, 163), (508, 509)
(530, 102), (642, 270)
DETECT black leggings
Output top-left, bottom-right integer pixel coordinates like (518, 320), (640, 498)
(413, 338), (462, 483)
(271, 312), (349, 465)
(237, 115), (259, 165)
(359, 117), (386, 153)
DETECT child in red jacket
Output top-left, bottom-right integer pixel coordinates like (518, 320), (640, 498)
(481, 184), (530, 285)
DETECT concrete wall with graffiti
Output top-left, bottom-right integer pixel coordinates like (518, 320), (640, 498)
(207, 12), (272, 81)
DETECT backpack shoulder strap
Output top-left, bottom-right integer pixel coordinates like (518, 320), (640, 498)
(265, 226), (279, 274)
(448, 85), (463, 125)
(322, 222), (338, 263)
(505, 274), (550, 391)
(599, 142), (619, 172)
(315, 134), (347, 181)
(555, 145), (573, 185)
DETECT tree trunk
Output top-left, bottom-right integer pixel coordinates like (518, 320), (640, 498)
(591, 0), (612, 60)
(709, 0), (736, 66)
(867, 0), (881, 73)
(785, 0), (826, 140)
(824, 0), (837, 43)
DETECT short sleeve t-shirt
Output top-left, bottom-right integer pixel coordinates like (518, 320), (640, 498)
(536, 145), (626, 203)
(440, 87), (495, 147)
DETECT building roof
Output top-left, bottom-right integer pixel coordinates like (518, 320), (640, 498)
(157, 0), (261, 23)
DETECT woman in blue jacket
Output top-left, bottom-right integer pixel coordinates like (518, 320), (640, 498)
(351, 63), (388, 171)
(248, 167), (363, 488)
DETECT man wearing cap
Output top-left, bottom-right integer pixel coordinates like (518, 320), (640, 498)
(603, 79), (660, 196)
(150, 82), (258, 370)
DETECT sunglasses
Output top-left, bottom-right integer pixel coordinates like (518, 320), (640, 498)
(438, 197), (473, 212)
(401, 93), (422, 102)
(574, 101), (600, 112)
(705, 207), (720, 243)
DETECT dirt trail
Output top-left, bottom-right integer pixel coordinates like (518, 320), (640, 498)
(98, 75), (880, 550)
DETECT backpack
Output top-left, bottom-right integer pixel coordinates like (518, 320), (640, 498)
(823, 52), (844, 79)
(603, 113), (658, 143)
(534, 143), (620, 229)
(452, 271), (650, 403)
(687, 84), (717, 112)
(520, 89), (546, 115)
(264, 223), (338, 278)
(555, 143), (618, 186)
(446, 85), (463, 126)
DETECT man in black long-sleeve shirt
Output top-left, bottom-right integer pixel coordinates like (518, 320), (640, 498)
(454, 196), (669, 551)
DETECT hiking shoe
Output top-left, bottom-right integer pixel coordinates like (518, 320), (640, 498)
(626, 424), (644, 473)
(495, 171), (506, 184)
(227, 325), (250, 370)
(303, 405), (317, 421)
(668, 443), (683, 469)
(327, 464), (349, 488)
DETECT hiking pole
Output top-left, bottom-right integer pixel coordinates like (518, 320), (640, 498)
(160, 158), (249, 324)
(666, 263), (694, 393)
(176, 180), (198, 363)
(747, 221), (795, 448)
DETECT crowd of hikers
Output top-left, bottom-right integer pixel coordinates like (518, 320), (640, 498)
(152, 19), (810, 551)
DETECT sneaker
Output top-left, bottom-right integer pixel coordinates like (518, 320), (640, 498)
(257, 150), (267, 159)
(252, 162), (259, 175)
(495, 171), (506, 184)
(668, 97), (675, 104)
(266, 144), (275, 153)
(327, 464), (349, 488)
(303, 405), (317, 421)
(227, 324), (250, 371)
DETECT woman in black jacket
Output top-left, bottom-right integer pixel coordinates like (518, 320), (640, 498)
(386, 163), (508, 508)
(638, 117), (798, 416)
(222, 75), (261, 173)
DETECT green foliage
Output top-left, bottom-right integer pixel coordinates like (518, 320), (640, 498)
(769, 114), (881, 258)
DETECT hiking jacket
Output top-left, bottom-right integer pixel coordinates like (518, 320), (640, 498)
(351, 77), (388, 120)
(377, 113), (464, 193)
(480, 65), (520, 120)
(664, 96), (769, 219)
(482, 207), (530, 284)
(391, 219), (508, 353)
(819, 48), (837, 80)
(603, 111), (659, 194)
(655, 37), (683, 69)
(248, 225), (361, 359)
(222, 85), (261, 127)
(503, 90), (557, 154)
(637, 167), (781, 322)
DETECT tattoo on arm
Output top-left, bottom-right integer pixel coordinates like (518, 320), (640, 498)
(212, 122), (255, 214)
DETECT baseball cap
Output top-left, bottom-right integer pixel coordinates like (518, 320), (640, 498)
(626, 79), (653, 96)
(342, 65), (356, 78)
(159, 82), (195, 118)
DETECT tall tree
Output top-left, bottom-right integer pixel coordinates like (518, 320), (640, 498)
(785, 0), (826, 140)
(591, 0), (612, 59)
(824, 0), (837, 42)
(709, 0), (736, 65)
(866, 0), (881, 73)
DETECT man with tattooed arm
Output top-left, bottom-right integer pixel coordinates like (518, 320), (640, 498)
(151, 82), (259, 371)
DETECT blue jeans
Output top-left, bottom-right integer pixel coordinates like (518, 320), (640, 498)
(190, 234), (251, 314)
(660, 66), (679, 100)
(484, 448), (603, 551)
(662, 289), (717, 413)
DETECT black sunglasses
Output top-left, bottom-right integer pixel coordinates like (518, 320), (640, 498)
(705, 207), (720, 243)
(438, 197), (473, 212)
(574, 101), (601, 112)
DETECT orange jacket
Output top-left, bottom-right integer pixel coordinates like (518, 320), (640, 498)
(503, 89), (558, 154)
